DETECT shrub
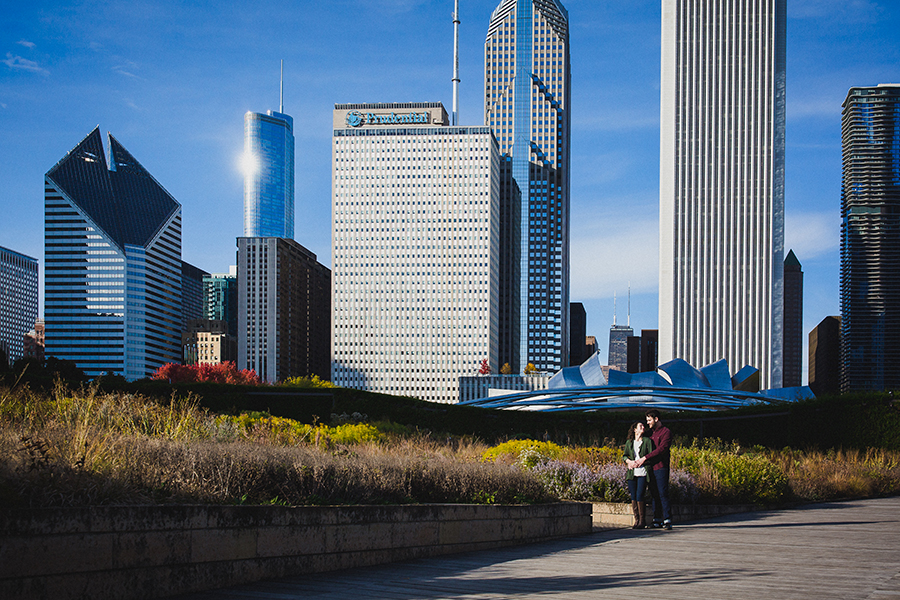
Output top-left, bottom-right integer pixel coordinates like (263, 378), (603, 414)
(674, 440), (789, 504)
(481, 439), (564, 466)
(282, 375), (335, 388)
(152, 362), (261, 385)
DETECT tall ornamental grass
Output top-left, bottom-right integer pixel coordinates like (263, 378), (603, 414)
(0, 384), (550, 508)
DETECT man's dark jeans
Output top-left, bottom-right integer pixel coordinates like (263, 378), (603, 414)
(649, 467), (671, 522)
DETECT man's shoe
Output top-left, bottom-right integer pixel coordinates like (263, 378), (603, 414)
(651, 521), (663, 529)
(663, 520), (672, 530)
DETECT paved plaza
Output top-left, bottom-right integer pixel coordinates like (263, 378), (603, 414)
(175, 497), (900, 599)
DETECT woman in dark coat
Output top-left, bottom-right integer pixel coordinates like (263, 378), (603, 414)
(623, 421), (654, 528)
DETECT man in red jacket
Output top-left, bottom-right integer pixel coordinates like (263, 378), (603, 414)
(632, 409), (672, 529)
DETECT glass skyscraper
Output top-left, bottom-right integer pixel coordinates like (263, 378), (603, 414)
(44, 127), (182, 380)
(484, 0), (571, 374)
(840, 84), (900, 392)
(659, 0), (786, 390)
(243, 110), (295, 239)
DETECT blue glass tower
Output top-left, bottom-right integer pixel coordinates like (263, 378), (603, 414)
(840, 84), (900, 392)
(44, 127), (183, 380)
(243, 110), (295, 239)
(485, 0), (571, 373)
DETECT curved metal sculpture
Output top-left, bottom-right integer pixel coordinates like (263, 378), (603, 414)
(459, 355), (814, 412)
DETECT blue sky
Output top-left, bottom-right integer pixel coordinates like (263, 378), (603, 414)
(2, 0), (898, 378)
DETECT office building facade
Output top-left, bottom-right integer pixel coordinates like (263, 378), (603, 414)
(659, 0), (786, 389)
(238, 237), (330, 383)
(608, 324), (633, 372)
(840, 84), (900, 392)
(243, 110), (295, 239)
(203, 268), (238, 336)
(484, 0), (571, 373)
(182, 319), (236, 366)
(0, 245), (39, 367)
(45, 128), (182, 380)
(181, 261), (209, 330)
(569, 302), (587, 365)
(809, 315), (841, 396)
(331, 102), (500, 403)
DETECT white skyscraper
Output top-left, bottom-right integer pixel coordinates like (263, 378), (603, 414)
(659, 0), (786, 389)
(331, 103), (500, 403)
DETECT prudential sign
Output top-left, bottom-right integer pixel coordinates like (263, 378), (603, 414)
(346, 111), (429, 127)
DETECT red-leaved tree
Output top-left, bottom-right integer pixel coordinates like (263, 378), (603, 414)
(152, 361), (261, 385)
(478, 359), (491, 375)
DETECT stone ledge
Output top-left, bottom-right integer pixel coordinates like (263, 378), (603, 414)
(592, 502), (761, 528)
(0, 502), (591, 600)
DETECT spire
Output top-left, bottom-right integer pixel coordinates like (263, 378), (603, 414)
(452, 0), (460, 126)
(613, 292), (617, 326)
(627, 283), (631, 328)
(279, 59), (284, 113)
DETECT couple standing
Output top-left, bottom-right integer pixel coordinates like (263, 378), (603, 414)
(623, 409), (672, 530)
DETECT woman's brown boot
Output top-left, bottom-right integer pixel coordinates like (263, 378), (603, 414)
(631, 501), (641, 529)
(636, 500), (647, 529)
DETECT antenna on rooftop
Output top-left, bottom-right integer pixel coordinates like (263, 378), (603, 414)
(280, 59), (284, 113)
(452, 0), (460, 126)
(613, 291), (617, 327)
(627, 283), (631, 328)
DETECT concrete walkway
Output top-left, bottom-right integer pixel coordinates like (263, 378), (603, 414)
(174, 497), (900, 599)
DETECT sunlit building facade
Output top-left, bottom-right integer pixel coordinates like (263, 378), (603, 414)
(840, 84), (900, 392)
(238, 237), (330, 383)
(243, 110), (295, 239)
(331, 103), (500, 403)
(484, 0), (571, 373)
(659, 0), (786, 389)
(0, 245), (39, 367)
(44, 128), (182, 379)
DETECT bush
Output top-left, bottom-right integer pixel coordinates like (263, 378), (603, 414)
(481, 439), (564, 466)
(674, 440), (789, 504)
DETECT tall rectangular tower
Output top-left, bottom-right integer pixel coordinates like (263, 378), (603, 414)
(331, 103), (499, 403)
(484, 0), (571, 374)
(243, 110), (295, 239)
(0, 245), (38, 367)
(659, 0), (786, 389)
(45, 128), (182, 380)
(237, 237), (330, 382)
(840, 84), (900, 392)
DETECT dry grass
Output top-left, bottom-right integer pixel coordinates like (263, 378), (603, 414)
(0, 384), (549, 508)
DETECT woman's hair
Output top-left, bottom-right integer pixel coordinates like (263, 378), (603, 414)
(626, 421), (643, 441)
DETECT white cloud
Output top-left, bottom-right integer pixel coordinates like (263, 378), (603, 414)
(3, 53), (48, 75)
(784, 210), (840, 261)
(16, 40), (35, 49)
(570, 215), (659, 301)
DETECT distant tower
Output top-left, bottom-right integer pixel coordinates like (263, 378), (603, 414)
(809, 316), (841, 396)
(659, 0), (786, 388)
(608, 293), (633, 372)
(783, 250), (803, 387)
(243, 62), (295, 239)
(0, 245), (38, 367)
(569, 302), (587, 365)
(840, 84), (900, 392)
(484, 0), (571, 374)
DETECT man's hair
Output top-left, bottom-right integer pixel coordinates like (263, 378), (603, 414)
(645, 409), (661, 420)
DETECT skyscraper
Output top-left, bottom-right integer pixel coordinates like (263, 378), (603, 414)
(659, 0), (786, 389)
(783, 250), (803, 387)
(809, 315), (840, 396)
(0, 245), (38, 367)
(484, 0), (571, 374)
(238, 237), (330, 382)
(45, 128), (182, 379)
(203, 268), (238, 336)
(840, 84), (900, 392)
(243, 109), (295, 239)
(331, 102), (499, 403)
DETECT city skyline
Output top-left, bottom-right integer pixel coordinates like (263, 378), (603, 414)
(2, 1), (899, 381)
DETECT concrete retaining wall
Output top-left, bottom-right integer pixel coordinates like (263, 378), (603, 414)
(0, 502), (591, 600)
(592, 502), (761, 528)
